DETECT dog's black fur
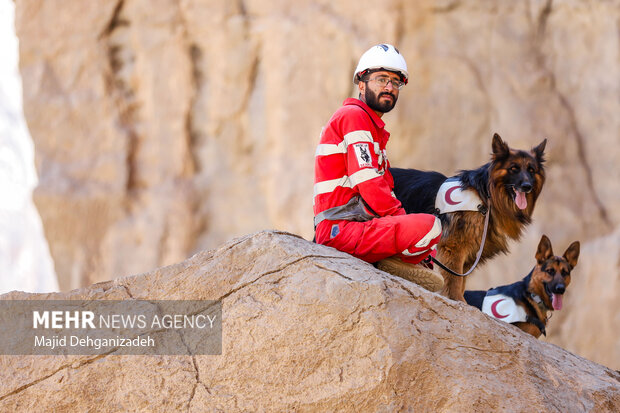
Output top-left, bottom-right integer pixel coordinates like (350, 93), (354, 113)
(390, 167), (493, 217)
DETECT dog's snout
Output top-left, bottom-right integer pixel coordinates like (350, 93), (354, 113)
(519, 182), (533, 193)
(554, 284), (566, 294)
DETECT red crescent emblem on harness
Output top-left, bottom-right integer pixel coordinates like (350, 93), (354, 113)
(491, 299), (509, 319)
(445, 186), (460, 205)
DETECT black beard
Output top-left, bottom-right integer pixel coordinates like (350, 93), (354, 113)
(363, 85), (397, 113)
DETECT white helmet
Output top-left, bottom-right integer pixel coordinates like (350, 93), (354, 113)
(353, 43), (409, 85)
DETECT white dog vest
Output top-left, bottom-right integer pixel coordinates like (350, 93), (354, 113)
(435, 178), (483, 214)
(481, 293), (528, 324)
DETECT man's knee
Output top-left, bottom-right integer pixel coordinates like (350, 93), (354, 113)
(415, 215), (442, 248)
(399, 214), (442, 243)
(397, 214), (442, 260)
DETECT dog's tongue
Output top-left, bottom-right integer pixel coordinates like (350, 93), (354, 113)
(552, 293), (563, 311)
(515, 190), (528, 210)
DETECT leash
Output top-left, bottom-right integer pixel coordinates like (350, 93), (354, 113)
(427, 204), (491, 277)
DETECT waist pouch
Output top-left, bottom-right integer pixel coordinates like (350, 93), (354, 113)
(314, 195), (378, 228)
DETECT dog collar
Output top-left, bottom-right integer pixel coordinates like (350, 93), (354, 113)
(529, 292), (550, 314)
(525, 292), (550, 336)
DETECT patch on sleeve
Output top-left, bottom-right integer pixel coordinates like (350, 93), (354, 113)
(481, 293), (527, 324)
(330, 224), (340, 239)
(352, 143), (373, 168)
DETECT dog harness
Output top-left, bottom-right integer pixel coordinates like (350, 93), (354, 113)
(482, 290), (548, 336)
(482, 293), (528, 324)
(428, 177), (489, 277)
(435, 178), (484, 214)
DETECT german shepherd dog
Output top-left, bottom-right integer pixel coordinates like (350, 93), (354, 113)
(391, 133), (547, 301)
(464, 235), (579, 338)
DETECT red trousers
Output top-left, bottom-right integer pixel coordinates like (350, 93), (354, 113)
(317, 213), (441, 264)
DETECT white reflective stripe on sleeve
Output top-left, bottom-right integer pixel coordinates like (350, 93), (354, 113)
(349, 168), (381, 187)
(316, 142), (346, 156)
(313, 176), (352, 197)
(313, 168), (380, 198)
(343, 130), (374, 146)
(414, 217), (442, 248)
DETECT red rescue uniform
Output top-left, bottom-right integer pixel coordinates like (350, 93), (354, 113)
(314, 98), (441, 264)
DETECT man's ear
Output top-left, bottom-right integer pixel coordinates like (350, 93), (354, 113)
(358, 80), (365, 94)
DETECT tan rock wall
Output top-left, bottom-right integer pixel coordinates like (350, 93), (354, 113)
(15, 0), (620, 368)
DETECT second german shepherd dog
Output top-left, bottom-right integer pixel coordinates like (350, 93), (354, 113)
(464, 235), (580, 338)
(391, 133), (547, 301)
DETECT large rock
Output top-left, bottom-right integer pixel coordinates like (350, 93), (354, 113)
(0, 231), (618, 411)
(14, 0), (620, 369)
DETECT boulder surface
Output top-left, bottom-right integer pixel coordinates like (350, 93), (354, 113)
(1, 231), (618, 411)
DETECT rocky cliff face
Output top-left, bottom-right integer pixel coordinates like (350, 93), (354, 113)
(15, 0), (620, 369)
(1, 231), (618, 411)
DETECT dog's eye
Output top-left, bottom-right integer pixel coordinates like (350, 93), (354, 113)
(561, 270), (569, 277)
(546, 268), (555, 275)
(509, 165), (520, 173)
(527, 166), (536, 174)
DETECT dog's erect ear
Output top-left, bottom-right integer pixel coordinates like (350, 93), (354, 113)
(563, 241), (580, 270)
(535, 234), (554, 265)
(532, 138), (547, 164)
(492, 133), (510, 160)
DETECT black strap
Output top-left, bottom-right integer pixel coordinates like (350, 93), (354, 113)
(526, 315), (547, 336)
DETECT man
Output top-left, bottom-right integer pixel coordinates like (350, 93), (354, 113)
(313, 44), (443, 291)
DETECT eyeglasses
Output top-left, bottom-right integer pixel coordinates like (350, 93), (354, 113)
(367, 76), (405, 90)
